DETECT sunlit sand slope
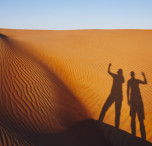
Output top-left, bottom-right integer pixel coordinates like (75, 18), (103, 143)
(0, 29), (152, 143)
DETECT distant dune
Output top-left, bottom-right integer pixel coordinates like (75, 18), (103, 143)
(0, 29), (152, 145)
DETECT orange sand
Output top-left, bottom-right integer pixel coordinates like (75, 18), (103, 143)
(0, 29), (152, 143)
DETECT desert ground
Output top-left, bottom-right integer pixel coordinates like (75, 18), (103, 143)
(0, 29), (152, 145)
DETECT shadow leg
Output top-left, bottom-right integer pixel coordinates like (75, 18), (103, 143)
(99, 94), (114, 121)
(115, 97), (122, 128)
(139, 119), (146, 139)
(138, 101), (146, 139)
(131, 116), (136, 136)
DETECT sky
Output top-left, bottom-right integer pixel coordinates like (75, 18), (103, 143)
(0, 0), (152, 30)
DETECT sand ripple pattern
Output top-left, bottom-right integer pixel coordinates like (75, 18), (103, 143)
(0, 126), (30, 146)
(0, 37), (89, 144)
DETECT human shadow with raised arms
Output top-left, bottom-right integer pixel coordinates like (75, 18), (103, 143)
(99, 63), (124, 129)
(127, 71), (147, 139)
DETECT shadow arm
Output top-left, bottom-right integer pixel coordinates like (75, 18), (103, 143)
(138, 73), (147, 84)
(143, 73), (147, 84)
(108, 64), (116, 77)
(127, 81), (130, 105)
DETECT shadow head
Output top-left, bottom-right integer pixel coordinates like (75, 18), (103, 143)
(117, 69), (123, 76)
(130, 71), (135, 78)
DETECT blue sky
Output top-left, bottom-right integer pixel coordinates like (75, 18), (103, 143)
(0, 0), (152, 30)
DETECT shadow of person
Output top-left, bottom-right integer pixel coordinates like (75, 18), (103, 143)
(99, 63), (125, 129)
(127, 71), (147, 139)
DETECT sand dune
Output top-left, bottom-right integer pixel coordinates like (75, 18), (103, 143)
(0, 29), (152, 144)
(0, 33), (89, 144)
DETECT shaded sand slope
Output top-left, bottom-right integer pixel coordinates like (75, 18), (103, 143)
(0, 35), (89, 144)
(0, 125), (30, 145)
(62, 119), (152, 146)
(0, 29), (152, 143)
(19, 119), (152, 146)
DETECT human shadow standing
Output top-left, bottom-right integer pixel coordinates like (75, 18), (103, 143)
(99, 63), (125, 128)
(127, 71), (147, 139)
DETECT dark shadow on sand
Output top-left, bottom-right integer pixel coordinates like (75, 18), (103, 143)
(27, 119), (151, 146)
(99, 64), (124, 129)
(127, 71), (147, 139)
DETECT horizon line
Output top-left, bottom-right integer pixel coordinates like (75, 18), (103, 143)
(1, 27), (152, 31)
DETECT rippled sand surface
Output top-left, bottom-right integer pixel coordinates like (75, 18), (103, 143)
(0, 29), (152, 144)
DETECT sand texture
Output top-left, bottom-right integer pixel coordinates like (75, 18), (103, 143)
(0, 29), (152, 144)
